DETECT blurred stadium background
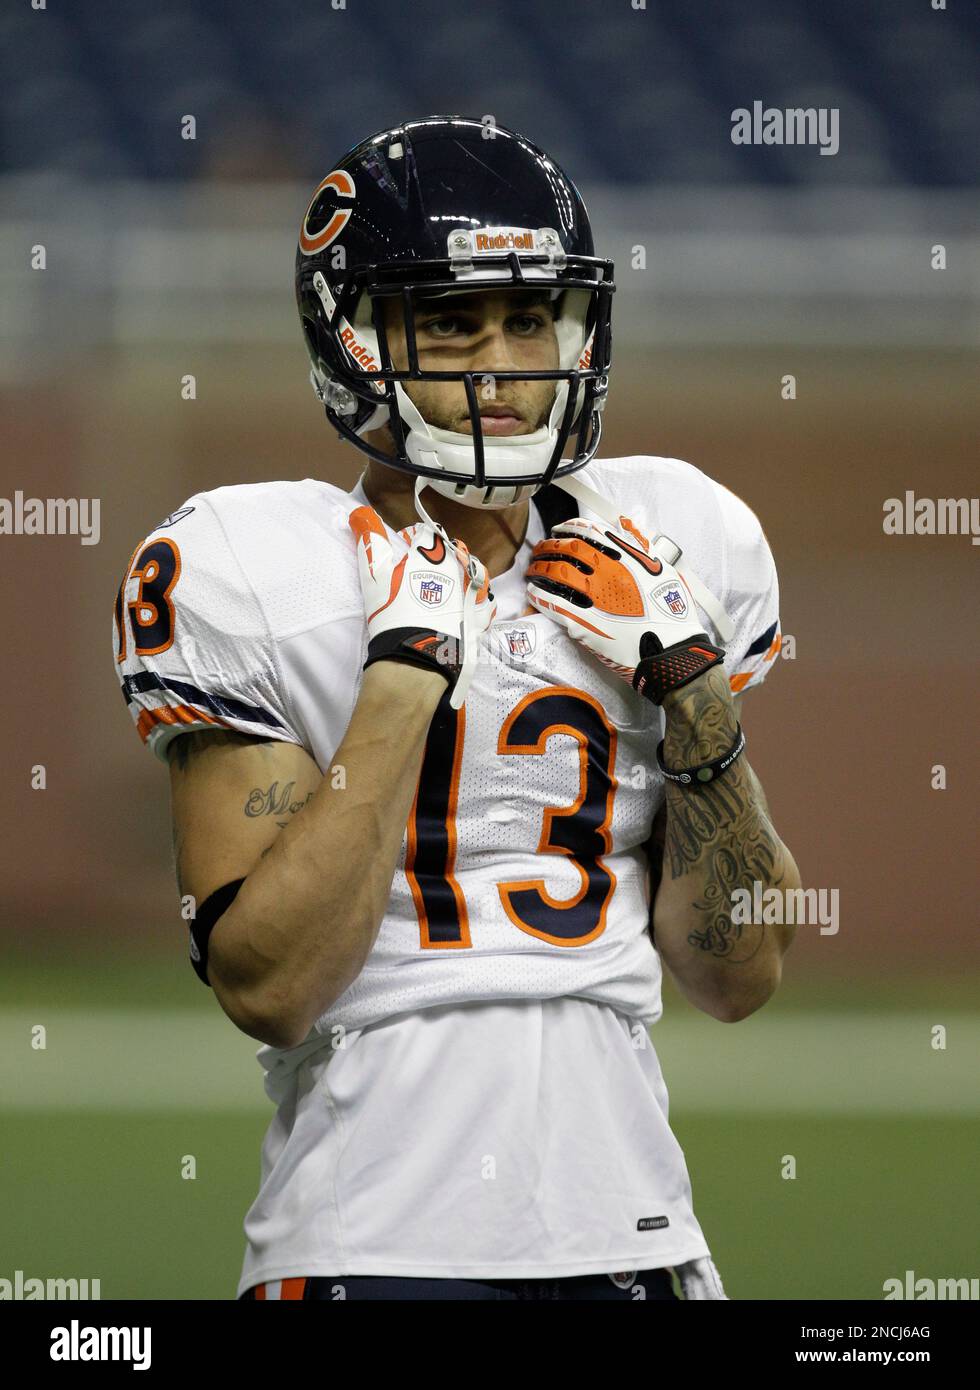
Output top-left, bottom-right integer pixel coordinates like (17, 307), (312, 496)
(1, 0), (977, 1299)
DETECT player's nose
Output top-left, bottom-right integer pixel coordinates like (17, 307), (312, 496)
(471, 321), (521, 373)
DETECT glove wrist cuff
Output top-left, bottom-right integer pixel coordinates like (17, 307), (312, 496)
(364, 627), (460, 687)
(633, 633), (725, 706)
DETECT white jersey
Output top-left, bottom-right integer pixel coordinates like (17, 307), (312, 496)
(112, 454), (781, 1286)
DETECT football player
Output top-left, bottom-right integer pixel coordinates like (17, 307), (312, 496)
(112, 117), (800, 1301)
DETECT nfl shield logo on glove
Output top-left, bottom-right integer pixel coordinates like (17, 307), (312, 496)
(651, 580), (688, 619)
(411, 571), (454, 607)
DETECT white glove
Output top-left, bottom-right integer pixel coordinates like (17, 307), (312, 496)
(348, 504), (496, 709)
(525, 515), (725, 705)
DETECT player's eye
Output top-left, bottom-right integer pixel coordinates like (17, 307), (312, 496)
(507, 313), (547, 334)
(419, 315), (471, 337)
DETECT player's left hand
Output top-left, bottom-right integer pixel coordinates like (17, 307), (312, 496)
(525, 516), (726, 705)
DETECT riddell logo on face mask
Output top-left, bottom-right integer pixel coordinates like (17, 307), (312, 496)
(340, 325), (378, 371)
(475, 231), (535, 251)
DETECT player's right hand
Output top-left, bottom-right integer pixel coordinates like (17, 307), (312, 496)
(348, 506), (496, 709)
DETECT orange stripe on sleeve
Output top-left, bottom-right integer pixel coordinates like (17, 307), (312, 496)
(135, 703), (224, 744)
(730, 630), (782, 692)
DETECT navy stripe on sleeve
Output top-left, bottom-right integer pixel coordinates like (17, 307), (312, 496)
(743, 619), (778, 659)
(121, 671), (285, 730)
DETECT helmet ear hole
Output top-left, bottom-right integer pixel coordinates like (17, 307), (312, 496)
(300, 309), (327, 376)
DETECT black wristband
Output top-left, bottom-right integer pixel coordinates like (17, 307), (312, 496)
(189, 878), (246, 985)
(657, 722), (745, 789)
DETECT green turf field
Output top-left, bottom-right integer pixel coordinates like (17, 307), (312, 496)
(2, 1110), (976, 1300)
(2, 951), (977, 1300)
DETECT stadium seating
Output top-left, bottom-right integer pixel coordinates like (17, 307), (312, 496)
(0, 0), (975, 183)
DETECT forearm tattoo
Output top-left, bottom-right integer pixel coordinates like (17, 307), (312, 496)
(661, 669), (785, 962)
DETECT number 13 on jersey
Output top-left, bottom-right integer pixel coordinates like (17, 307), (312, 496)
(406, 687), (618, 951)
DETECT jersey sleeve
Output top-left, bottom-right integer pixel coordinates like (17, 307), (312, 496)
(111, 495), (307, 763)
(711, 481), (782, 695)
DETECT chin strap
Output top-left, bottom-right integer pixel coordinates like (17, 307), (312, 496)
(451, 568), (483, 711)
(412, 475), (439, 528)
(551, 473), (735, 644)
(413, 478), (489, 711)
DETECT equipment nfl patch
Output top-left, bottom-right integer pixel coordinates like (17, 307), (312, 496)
(651, 581), (688, 619)
(608, 1270), (637, 1289)
(410, 571), (454, 607)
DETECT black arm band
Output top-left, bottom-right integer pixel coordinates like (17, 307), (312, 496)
(189, 878), (246, 986)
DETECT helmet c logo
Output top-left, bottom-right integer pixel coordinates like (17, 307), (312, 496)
(299, 170), (356, 255)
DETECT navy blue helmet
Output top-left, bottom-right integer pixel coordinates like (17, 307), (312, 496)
(295, 115), (615, 509)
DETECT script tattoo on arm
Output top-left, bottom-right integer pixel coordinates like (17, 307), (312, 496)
(167, 730), (306, 885)
(660, 668), (786, 963)
(244, 780), (315, 829)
